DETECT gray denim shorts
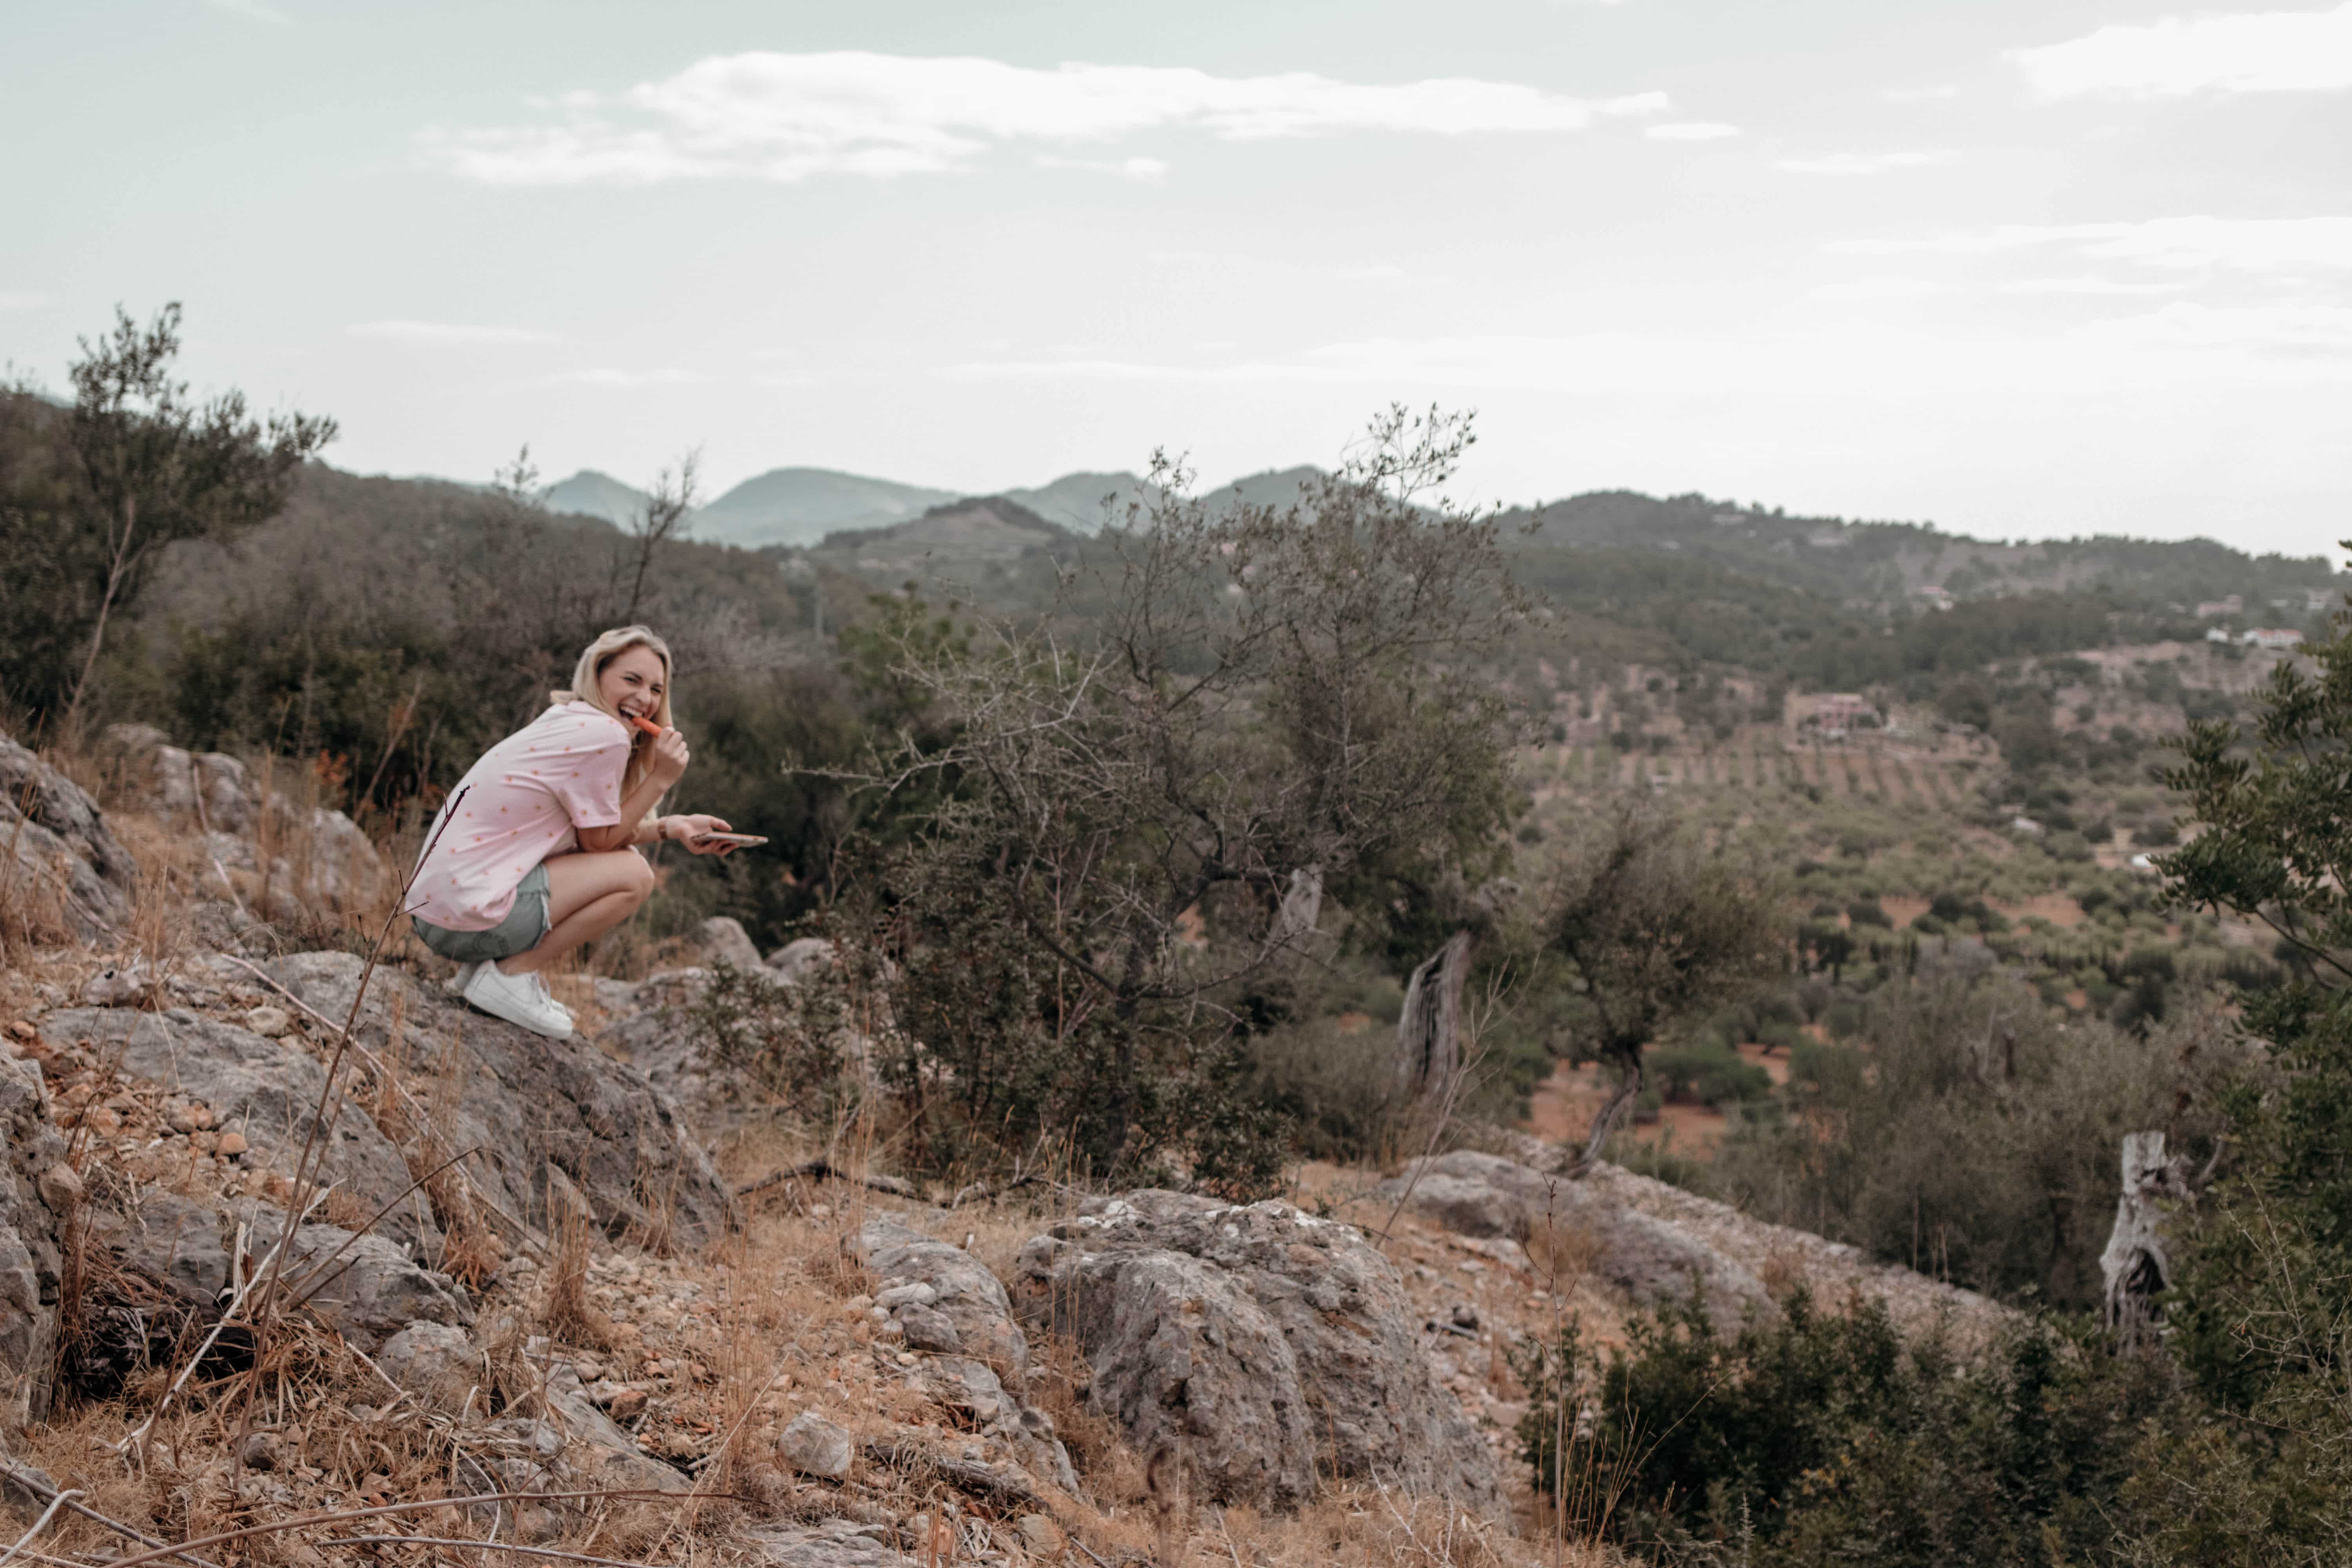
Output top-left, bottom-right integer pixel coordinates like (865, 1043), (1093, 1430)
(412, 861), (552, 964)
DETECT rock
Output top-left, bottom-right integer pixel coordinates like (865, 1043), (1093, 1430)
(377, 1320), (480, 1412)
(99, 725), (384, 912)
(0, 1052), (68, 1419)
(775, 1411), (855, 1480)
(265, 952), (731, 1249)
(0, 729), (137, 942)
(93, 1191), (230, 1308)
(1016, 1513), (1065, 1556)
(766, 937), (840, 983)
(253, 1210), (472, 1351)
(747, 1519), (916, 1567)
(81, 962), (161, 1008)
(214, 1131), (248, 1158)
(855, 1216), (1078, 1497)
(536, 1357), (693, 1494)
(243, 1006), (291, 1038)
(1375, 1151), (1771, 1328)
(238, 1430), (281, 1470)
(35, 1164), (81, 1214)
(1014, 1190), (1502, 1516)
(42, 1006), (440, 1253)
(698, 917), (764, 972)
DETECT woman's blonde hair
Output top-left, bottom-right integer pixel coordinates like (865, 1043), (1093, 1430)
(554, 625), (674, 798)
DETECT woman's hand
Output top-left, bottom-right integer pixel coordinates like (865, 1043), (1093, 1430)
(648, 726), (690, 788)
(666, 814), (739, 856)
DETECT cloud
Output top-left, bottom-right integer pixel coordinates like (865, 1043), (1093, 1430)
(1836, 216), (2352, 271)
(1880, 84), (1960, 102)
(1998, 275), (2197, 296)
(1776, 150), (1959, 175)
(347, 319), (559, 344)
(421, 52), (1670, 183)
(1810, 277), (1943, 301)
(1645, 121), (1741, 140)
(2073, 301), (2352, 353)
(205, 0), (291, 23)
(543, 367), (702, 388)
(0, 291), (52, 312)
(1034, 154), (1169, 180)
(2013, 2), (2352, 98)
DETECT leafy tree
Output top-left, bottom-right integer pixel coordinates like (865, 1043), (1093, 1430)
(1542, 803), (1786, 1167)
(45, 305), (334, 726)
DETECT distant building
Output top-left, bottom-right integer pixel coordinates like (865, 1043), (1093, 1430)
(2011, 816), (2044, 836)
(2205, 627), (2235, 644)
(2197, 594), (2243, 618)
(1913, 584), (1955, 612)
(2244, 628), (2306, 650)
(1800, 692), (1877, 737)
(2310, 588), (2337, 613)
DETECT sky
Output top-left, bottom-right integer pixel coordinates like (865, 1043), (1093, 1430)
(2, 0), (2349, 553)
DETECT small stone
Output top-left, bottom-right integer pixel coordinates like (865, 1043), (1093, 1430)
(215, 1131), (248, 1158)
(875, 1283), (938, 1310)
(895, 1352), (918, 1367)
(238, 1430), (280, 1470)
(36, 1163), (83, 1213)
(1451, 1303), (1480, 1331)
(5, 1021), (33, 1041)
(896, 1305), (962, 1354)
(775, 1411), (854, 1480)
(605, 1386), (649, 1420)
(1016, 1514), (1066, 1556)
(243, 1006), (291, 1038)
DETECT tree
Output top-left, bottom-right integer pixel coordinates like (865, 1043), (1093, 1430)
(57, 304), (335, 726)
(619, 448), (698, 624)
(1542, 802), (1786, 1170)
(846, 406), (1523, 1169)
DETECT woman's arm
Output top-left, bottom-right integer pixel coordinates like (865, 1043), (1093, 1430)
(576, 729), (689, 852)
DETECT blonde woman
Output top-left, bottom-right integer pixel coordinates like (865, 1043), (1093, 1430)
(406, 626), (737, 1037)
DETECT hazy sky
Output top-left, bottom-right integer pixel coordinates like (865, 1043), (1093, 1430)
(4, 1), (2348, 552)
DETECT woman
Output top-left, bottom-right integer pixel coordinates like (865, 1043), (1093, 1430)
(406, 626), (737, 1038)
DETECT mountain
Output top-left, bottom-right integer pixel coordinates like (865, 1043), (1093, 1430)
(1002, 471), (1156, 531)
(541, 469), (654, 528)
(692, 467), (961, 549)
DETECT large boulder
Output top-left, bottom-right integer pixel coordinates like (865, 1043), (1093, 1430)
(0, 730), (136, 943)
(1013, 1191), (1501, 1515)
(41, 1007), (441, 1254)
(0, 1046), (68, 1420)
(1376, 1150), (1772, 1328)
(266, 953), (732, 1250)
(100, 724), (384, 913)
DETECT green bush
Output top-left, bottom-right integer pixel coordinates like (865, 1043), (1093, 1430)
(1650, 1042), (1772, 1107)
(1847, 898), (1893, 929)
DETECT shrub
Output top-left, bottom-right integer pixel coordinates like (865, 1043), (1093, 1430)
(1847, 898), (1892, 929)
(1649, 1043), (1772, 1107)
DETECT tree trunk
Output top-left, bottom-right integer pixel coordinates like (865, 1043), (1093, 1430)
(1394, 929), (1472, 1100)
(1575, 1043), (1644, 1175)
(64, 498), (138, 728)
(1271, 866), (1323, 950)
(2100, 1131), (2188, 1350)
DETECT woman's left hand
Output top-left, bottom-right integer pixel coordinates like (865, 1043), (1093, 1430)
(666, 815), (739, 856)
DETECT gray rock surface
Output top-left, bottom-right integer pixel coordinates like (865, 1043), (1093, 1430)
(377, 1319), (480, 1411)
(1376, 1150), (1772, 1327)
(766, 937), (839, 982)
(537, 1356), (694, 1494)
(747, 1520), (915, 1568)
(1014, 1190), (1502, 1515)
(0, 1048), (67, 1419)
(775, 1411), (854, 1480)
(43, 1006), (441, 1254)
(698, 917), (764, 972)
(265, 952), (731, 1249)
(0, 730), (136, 942)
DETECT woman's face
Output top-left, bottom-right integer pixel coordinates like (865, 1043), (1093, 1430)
(597, 644), (668, 721)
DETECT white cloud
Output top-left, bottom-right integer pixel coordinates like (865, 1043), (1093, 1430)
(1645, 121), (1741, 141)
(1034, 154), (1169, 180)
(1837, 216), (2352, 271)
(422, 52), (1670, 184)
(1880, 84), (1960, 102)
(1999, 275), (2197, 296)
(0, 291), (52, 311)
(1776, 150), (1959, 175)
(206, 0), (291, 22)
(1811, 277), (1943, 301)
(2014, 2), (2352, 98)
(2073, 301), (2352, 352)
(543, 367), (702, 388)
(347, 319), (559, 344)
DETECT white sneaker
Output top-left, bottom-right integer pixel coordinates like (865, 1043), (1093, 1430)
(462, 962), (573, 1038)
(534, 971), (578, 1023)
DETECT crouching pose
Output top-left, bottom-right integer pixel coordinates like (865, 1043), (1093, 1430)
(405, 625), (736, 1037)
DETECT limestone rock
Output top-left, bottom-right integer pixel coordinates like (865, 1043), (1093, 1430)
(0, 729), (136, 942)
(747, 1519), (915, 1567)
(0, 1050), (68, 1419)
(698, 917), (763, 972)
(537, 1357), (693, 1494)
(265, 952), (731, 1249)
(775, 1411), (854, 1480)
(377, 1320), (480, 1412)
(43, 1006), (441, 1253)
(252, 1210), (474, 1351)
(1014, 1190), (1501, 1516)
(1376, 1151), (1771, 1328)
(766, 937), (839, 983)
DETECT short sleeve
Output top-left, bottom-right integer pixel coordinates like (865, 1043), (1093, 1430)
(545, 709), (631, 828)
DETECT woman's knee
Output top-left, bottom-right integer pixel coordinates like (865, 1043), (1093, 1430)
(621, 848), (656, 901)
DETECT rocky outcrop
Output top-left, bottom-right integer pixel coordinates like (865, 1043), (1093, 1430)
(265, 952), (732, 1249)
(1376, 1150), (1772, 1328)
(698, 918), (763, 972)
(42, 1007), (442, 1254)
(100, 724), (384, 913)
(0, 1045), (68, 1420)
(0, 730), (136, 943)
(855, 1216), (1079, 1497)
(1013, 1190), (1502, 1516)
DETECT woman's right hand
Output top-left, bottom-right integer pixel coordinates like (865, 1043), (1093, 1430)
(648, 726), (691, 787)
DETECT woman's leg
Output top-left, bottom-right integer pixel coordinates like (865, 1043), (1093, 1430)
(497, 849), (655, 975)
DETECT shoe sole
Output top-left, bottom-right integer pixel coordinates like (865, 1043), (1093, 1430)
(461, 975), (573, 1039)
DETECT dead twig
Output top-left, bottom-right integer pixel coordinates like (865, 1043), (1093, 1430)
(737, 1160), (913, 1200)
(0, 1459), (225, 1568)
(100, 1489), (689, 1568)
(0, 1489), (81, 1568)
(326, 1539), (659, 1568)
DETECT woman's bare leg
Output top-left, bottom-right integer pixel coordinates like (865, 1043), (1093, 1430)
(497, 849), (654, 975)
